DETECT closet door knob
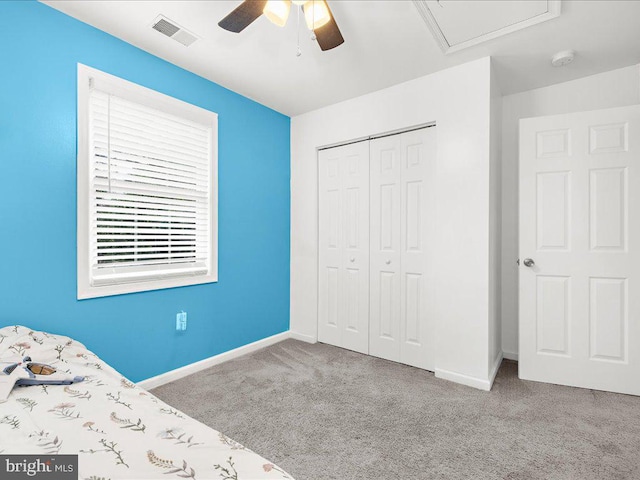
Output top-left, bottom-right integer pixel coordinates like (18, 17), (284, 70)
(350, 257), (355, 262)
(385, 259), (391, 265)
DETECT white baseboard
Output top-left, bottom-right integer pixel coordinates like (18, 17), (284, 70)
(138, 330), (506, 392)
(503, 351), (519, 361)
(435, 368), (492, 391)
(138, 331), (291, 390)
(436, 351), (504, 392)
(289, 331), (317, 343)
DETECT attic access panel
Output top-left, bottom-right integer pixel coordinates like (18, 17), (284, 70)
(413, 0), (561, 54)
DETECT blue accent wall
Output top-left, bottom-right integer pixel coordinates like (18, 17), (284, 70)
(0, 1), (290, 382)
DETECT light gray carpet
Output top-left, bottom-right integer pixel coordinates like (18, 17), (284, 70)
(151, 339), (640, 480)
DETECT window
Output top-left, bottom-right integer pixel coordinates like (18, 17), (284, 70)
(77, 64), (217, 299)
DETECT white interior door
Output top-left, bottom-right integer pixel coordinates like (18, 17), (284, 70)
(370, 127), (437, 369)
(318, 141), (370, 354)
(519, 105), (640, 396)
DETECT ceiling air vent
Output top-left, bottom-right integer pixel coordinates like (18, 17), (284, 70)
(151, 15), (199, 47)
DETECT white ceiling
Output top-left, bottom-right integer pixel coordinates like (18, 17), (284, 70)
(42, 0), (640, 117)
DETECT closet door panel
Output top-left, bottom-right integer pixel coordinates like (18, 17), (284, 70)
(319, 150), (343, 347)
(341, 145), (370, 353)
(400, 128), (437, 370)
(370, 136), (402, 362)
(318, 142), (370, 354)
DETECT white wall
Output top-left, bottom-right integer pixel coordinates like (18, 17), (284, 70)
(489, 62), (503, 376)
(291, 57), (498, 388)
(501, 64), (640, 358)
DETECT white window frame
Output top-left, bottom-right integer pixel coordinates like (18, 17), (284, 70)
(77, 64), (218, 299)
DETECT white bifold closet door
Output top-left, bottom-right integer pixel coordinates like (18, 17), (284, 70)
(318, 126), (436, 370)
(369, 128), (436, 370)
(318, 141), (370, 354)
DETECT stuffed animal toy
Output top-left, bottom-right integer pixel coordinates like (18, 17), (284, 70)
(0, 356), (84, 403)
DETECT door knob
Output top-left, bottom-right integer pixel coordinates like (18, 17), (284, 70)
(350, 257), (355, 263)
(385, 260), (391, 265)
(523, 258), (535, 267)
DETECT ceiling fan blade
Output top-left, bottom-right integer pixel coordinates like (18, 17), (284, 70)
(218, 0), (267, 33)
(314, 1), (344, 51)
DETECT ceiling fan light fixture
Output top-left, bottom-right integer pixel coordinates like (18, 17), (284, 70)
(218, 0), (343, 51)
(304, 0), (331, 30)
(263, 0), (291, 27)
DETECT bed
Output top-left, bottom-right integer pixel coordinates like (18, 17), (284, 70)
(0, 325), (293, 480)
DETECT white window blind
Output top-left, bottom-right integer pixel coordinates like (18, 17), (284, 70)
(78, 65), (217, 299)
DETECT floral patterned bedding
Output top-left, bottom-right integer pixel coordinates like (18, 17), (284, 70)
(0, 325), (293, 480)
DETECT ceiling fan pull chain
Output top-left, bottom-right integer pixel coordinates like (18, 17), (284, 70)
(296, 5), (302, 57)
(310, 2), (317, 41)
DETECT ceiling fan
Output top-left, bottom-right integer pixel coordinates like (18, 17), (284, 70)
(218, 0), (344, 51)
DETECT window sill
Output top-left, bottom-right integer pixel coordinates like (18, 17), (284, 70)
(77, 273), (218, 300)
